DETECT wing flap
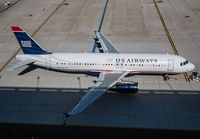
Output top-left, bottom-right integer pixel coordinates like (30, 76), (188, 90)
(7, 59), (35, 71)
(68, 71), (128, 115)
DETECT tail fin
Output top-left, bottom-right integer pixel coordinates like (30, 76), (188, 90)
(11, 26), (51, 54)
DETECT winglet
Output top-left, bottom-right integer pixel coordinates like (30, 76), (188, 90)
(11, 26), (24, 32)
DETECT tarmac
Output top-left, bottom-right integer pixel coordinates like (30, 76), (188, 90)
(0, 0), (200, 130)
(0, 87), (200, 130)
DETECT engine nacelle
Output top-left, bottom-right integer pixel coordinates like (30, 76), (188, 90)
(111, 82), (139, 93)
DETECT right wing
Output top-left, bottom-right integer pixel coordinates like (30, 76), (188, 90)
(7, 59), (35, 71)
(68, 71), (128, 116)
(95, 32), (119, 53)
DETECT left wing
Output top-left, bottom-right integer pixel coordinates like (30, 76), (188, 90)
(95, 32), (119, 53)
(68, 71), (128, 116)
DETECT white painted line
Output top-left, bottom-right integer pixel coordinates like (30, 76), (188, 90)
(0, 88), (15, 91)
(61, 89), (70, 92)
(18, 88), (36, 91)
(178, 92), (199, 95)
(61, 89), (80, 92)
(139, 91), (150, 94)
(154, 92), (174, 95)
(40, 89), (57, 92)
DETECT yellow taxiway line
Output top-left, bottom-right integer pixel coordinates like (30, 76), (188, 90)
(153, 0), (190, 82)
(0, 0), (66, 73)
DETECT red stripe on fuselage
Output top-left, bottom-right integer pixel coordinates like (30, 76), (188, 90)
(61, 68), (114, 72)
(55, 68), (177, 74)
(129, 70), (176, 74)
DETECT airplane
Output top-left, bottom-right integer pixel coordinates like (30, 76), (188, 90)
(8, 26), (195, 116)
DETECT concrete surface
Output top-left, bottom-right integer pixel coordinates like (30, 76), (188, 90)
(0, 0), (200, 129)
(0, 0), (20, 13)
(0, 0), (199, 91)
(0, 87), (200, 130)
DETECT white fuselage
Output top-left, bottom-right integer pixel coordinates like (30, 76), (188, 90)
(16, 53), (195, 75)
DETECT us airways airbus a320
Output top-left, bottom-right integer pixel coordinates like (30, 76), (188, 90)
(8, 26), (195, 116)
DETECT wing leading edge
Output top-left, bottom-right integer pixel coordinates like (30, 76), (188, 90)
(68, 71), (128, 116)
(95, 32), (119, 53)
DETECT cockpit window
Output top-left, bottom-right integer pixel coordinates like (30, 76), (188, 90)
(184, 60), (188, 65)
(180, 60), (188, 66)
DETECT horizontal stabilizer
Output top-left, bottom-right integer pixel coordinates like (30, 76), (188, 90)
(7, 59), (35, 71)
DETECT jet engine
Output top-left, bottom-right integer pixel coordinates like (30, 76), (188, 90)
(111, 82), (139, 93)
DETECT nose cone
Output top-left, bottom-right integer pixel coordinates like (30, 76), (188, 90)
(188, 63), (195, 71)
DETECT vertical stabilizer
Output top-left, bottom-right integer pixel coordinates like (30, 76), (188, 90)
(11, 26), (51, 54)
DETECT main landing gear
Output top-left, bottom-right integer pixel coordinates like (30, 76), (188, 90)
(163, 74), (170, 81)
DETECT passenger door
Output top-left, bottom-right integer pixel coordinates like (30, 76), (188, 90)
(168, 59), (174, 71)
